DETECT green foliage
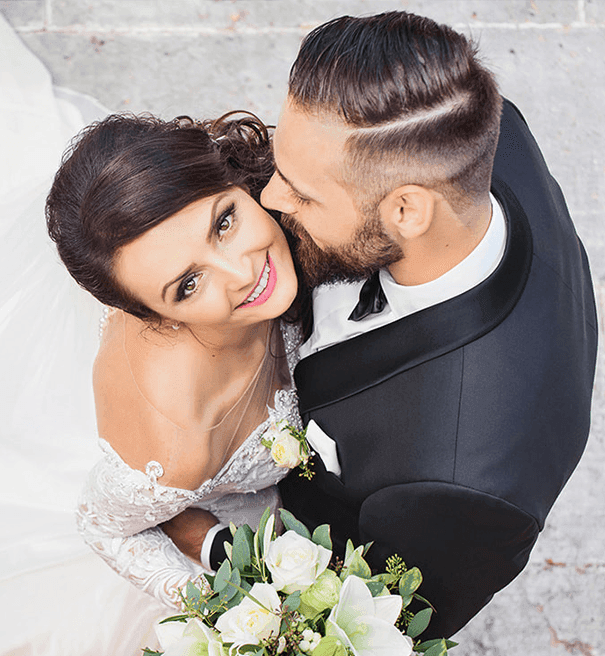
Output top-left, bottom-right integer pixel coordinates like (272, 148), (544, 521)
(416, 638), (459, 653)
(365, 580), (385, 597)
(232, 524), (254, 571)
(340, 548), (371, 581)
(424, 639), (449, 656)
(279, 508), (312, 539)
(143, 508), (458, 656)
(312, 636), (348, 656)
(399, 567), (423, 596)
(311, 524), (332, 551)
(214, 559), (232, 592)
(385, 554), (407, 578)
(407, 607), (433, 639)
(282, 590), (301, 613)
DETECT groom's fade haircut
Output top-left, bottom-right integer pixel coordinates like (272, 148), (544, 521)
(288, 11), (502, 214)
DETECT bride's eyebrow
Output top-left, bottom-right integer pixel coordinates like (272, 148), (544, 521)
(161, 265), (195, 302)
(160, 193), (229, 302)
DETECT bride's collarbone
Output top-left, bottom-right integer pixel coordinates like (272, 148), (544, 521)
(94, 321), (272, 490)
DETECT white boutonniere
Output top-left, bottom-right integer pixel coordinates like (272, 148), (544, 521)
(261, 420), (314, 479)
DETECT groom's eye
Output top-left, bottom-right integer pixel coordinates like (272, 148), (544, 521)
(291, 188), (311, 206)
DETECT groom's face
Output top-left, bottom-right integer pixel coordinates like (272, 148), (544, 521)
(261, 100), (362, 250)
(261, 100), (402, 285)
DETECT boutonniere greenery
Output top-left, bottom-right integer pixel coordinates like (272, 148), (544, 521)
(261, 420), (314, 480)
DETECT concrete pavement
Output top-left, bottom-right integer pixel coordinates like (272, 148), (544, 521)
(2, 1), (603, 653)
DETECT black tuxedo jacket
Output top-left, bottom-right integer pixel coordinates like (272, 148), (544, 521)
(279, 100), (598, 638)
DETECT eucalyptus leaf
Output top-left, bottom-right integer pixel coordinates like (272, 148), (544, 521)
(344, 539), (355, 563)
(413, 593), (437, 613)
(312, 524), (332, 550)
(226, 590), (244, 608)
(371, 572), (394, 586)
(424, 639), (448, 656)
(400, 593), (413, 609)
(232, 525), (253, 571)
(255, 507), (272, 562)
(341, 550), (372, 580)
(407, 607), (433, 639)
(279, 509), (311, 539)
(282, 590), (301, 612)
(415, 638), (457, 652)
(399, 567), (423, 597)
(186, 580), (201, 603)
(365, 580), (385, 597)
(219, 568), (241, 603)
(214, 559), (232, 592)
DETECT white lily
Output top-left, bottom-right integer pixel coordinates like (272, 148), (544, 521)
(326, 575), (414, 656)
(155, 617), (225, 656)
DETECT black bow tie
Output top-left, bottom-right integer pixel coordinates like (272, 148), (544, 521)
(348, 271), (387, 322)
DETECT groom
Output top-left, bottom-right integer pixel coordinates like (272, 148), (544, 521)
(167, 11), (597, 638)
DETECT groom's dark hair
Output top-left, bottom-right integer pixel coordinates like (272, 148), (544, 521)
(288, 11), (502, 213)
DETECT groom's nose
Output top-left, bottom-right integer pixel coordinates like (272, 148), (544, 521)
(260, 173), (297, 215)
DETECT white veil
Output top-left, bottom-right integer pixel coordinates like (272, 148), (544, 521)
(0, 15), (165, 654)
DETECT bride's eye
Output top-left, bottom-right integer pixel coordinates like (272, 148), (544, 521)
(215, 203), (236, 237)
(176, 273), (201, 301)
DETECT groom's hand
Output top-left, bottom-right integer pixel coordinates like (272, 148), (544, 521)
(161, 507), (219, 563)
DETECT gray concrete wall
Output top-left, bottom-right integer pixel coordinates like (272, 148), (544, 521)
(2, 1), (603, 654)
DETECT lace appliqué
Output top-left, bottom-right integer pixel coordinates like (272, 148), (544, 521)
(76, 321), (302, 608)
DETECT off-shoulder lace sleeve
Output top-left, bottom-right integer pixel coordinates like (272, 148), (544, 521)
(75, 447), (206, 608)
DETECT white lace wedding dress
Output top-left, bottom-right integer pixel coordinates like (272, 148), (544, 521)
(0, 13), (301, 655)
(77, 329), (301, 608)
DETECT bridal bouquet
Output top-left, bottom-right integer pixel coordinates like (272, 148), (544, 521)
(144, 509), (457, 656)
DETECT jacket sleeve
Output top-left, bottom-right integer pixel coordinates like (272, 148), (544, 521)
(358, 481), (540, 638)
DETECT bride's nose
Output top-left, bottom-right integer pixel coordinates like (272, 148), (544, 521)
(215, 252), (255, 290)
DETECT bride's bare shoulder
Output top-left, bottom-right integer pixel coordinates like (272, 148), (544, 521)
(93, 312), (211, 489)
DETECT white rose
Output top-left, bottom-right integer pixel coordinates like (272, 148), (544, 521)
(270, 429), (304, 468)
(215, 582), (281, 647)
(266, 530), (332, 594)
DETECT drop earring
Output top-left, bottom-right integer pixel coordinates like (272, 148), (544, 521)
(172, 322), (180, 330)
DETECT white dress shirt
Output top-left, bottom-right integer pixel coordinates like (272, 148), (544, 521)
(300, 193), (507, 358)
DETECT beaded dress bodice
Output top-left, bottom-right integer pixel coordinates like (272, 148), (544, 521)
(76, 321), (301, 608)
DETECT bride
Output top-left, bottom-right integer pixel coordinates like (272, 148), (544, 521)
(0, 13), (304, 655)
(46, 110), (305, 607)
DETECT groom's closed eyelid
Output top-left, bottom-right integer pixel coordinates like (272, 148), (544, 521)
(275, 166), (310, 202)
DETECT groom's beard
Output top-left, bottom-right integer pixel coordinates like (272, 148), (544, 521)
(280, 208), (403, 288)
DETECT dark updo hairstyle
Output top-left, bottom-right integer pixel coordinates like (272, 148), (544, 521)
(46, 112), (278, 322)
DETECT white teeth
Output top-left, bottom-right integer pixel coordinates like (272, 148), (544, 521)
(243, 260), (270, 304)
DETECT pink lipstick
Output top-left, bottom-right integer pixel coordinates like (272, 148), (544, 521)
(240, 254), (277, 308)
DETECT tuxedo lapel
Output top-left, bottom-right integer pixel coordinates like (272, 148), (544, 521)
(295, 175), (533, 414)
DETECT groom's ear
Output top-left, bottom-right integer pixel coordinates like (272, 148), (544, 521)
(378, 185), (435, 241)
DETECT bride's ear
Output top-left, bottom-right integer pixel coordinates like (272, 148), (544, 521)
(378, 185), (435, 241)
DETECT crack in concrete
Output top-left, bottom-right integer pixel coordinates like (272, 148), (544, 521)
(549, 626), (594, 656)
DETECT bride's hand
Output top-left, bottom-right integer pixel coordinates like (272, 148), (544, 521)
(161, 507), (219, 563)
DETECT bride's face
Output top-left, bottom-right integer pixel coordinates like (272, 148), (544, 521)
(114, 187), (298, 336)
